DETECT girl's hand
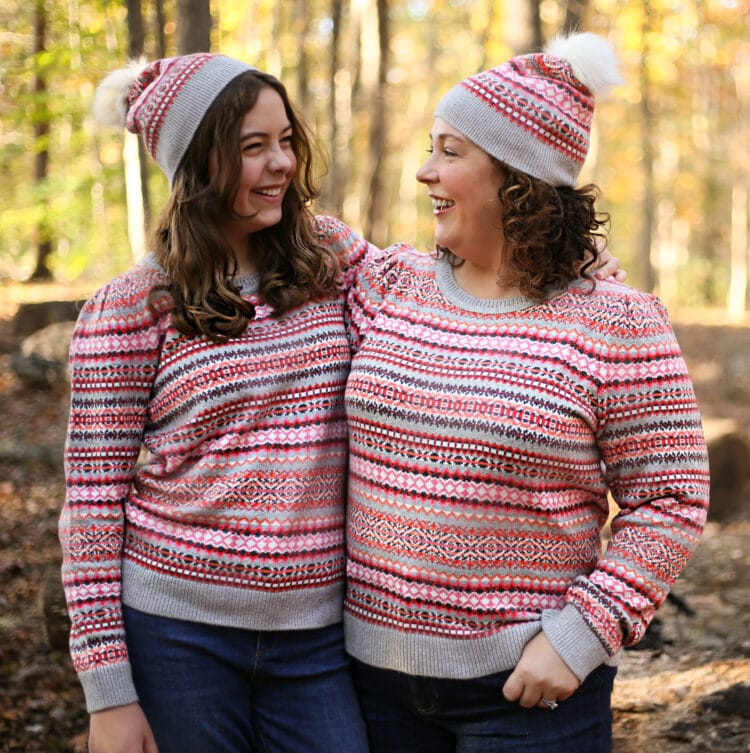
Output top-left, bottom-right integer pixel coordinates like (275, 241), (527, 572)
(88, 703), (159, 753)
(502, 631), (580, 709)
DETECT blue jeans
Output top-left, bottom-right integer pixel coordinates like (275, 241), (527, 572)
(123, 606), (369, 753)
(352, 660), (617, 753)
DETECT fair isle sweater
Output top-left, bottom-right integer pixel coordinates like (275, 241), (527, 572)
(343, 245), (710, 683)
(59, 216), (372, 713)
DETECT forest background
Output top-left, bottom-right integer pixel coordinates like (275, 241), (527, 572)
(1, 2), (750, 751)
(1, 0), (749, 323)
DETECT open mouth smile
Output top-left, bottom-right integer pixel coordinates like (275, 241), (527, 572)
(254, 186), (284, 198)
(431, 197), (454, 215)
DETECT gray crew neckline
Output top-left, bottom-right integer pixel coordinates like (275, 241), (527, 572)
(141, 252), (260, 295)
(435, 255), (536, 314)
(233, 272), (260, 295)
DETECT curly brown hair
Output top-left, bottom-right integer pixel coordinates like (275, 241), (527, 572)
(150, 70), (341, 341)
(440, 161), (610, 301)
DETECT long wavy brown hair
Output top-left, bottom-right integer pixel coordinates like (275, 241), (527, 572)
(440, 160), (610, 301)
(150, 70), (340, 341)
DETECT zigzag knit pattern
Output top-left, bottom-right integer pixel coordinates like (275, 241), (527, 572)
(59, 216), (371, 712)
(343, 245), (709, 682)
(469, 55), (593, 163)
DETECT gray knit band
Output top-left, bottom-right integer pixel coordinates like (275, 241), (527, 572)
(434, 84), (583, 186)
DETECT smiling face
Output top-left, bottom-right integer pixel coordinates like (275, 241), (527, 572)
(214, 86), (297, 260)
(416, 118), (505, 272)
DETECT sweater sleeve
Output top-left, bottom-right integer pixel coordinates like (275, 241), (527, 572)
(542, 290), (710, 680)
(313, 215), (376, 290)
(59, 269), (169, 712)
(345, 242), (414, 353)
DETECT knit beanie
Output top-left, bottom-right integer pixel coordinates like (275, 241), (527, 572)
(93, 53), (256, 184)
(433, 33), (622, 187)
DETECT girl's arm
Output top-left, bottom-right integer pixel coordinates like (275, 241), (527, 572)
(59, 271), (167, 713)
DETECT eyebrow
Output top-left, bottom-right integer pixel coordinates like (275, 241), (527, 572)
(239, 123), (293, 143)
(431, 132), (464, 143)
(430, 133), (467, 144)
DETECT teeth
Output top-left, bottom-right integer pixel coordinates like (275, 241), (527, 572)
(256, 187), (282, 197)
(431, 198), (454, 210)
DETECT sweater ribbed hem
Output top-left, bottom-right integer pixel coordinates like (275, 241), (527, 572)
(122, 559), (344, 631)
(344, 610), (619, 681)
(344, 612), (540, 679)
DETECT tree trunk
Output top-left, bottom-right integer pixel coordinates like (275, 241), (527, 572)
(477, 0), (498, 71)
(294, 0), (309, 114)
(727, 64), (749, 321)
(504, 0), (536, 55)
(364, 0), (390, 247)
(176, 0), (211, 54)
(562, 0), (589, 35)
(154, 0), (167, 59)
(29, 0), (53, 282)
(638, 3), (656, 293)
(126, 0), (151, 251)
(325, 0), (348, 218)
(126, 0), (145, 56)
(529, 0), (543, 51)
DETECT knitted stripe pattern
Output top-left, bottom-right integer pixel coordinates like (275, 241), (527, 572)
(59, 216), (371, 712)
(435, 54), (594, 186)
(125, 53), (254, 183)
(343, 246), (709, 682)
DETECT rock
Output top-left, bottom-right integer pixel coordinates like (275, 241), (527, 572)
(10, 320), (76, 388)
(12, 300), (83, 337)
(40, 565), (70, 653)
(699, 682), (750, 714)
(707, 431), (750, 522)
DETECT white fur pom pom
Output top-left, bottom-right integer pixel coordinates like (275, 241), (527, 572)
(92, 58), (148, 127)
(546, 33), (622, 95)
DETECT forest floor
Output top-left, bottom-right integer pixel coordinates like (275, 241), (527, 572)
(0, 286), (748, 753)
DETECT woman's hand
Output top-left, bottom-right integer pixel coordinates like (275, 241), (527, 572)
(88, 703), (159, 753)
(592, 246), (627, 282)
(502, 631), (580, 710)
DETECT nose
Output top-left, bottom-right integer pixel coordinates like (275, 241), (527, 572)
(270, 143), (294, 173)
(416, 155), (436, 184)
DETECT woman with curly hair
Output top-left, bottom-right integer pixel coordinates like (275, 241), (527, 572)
(343, 33), (709, 753)
(59, 54), (374, 753)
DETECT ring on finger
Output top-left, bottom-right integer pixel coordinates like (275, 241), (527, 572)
(540, 698), (559, 710)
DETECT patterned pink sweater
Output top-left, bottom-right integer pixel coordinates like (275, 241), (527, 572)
(344, 245), (709, 682)
(59, 217), (371, 712)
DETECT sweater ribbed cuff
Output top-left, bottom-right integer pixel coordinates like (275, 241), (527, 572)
(541, 604), (612, 682)
(79, 661), (139, 713)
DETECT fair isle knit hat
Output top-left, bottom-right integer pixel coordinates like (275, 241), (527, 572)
(434, 33), (622, 187)
(93, 53), (256, 184)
